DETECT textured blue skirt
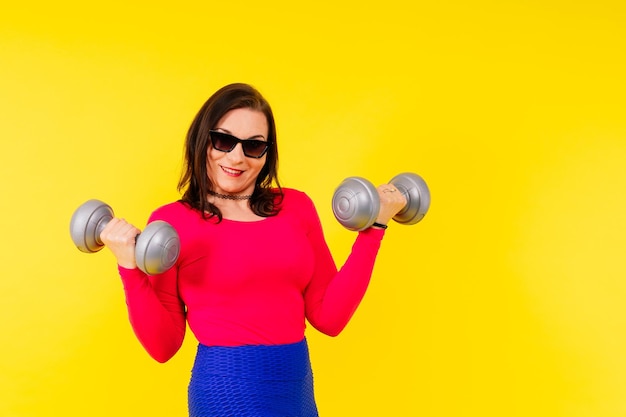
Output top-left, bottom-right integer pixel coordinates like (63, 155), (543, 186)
(188, 339), (319, 417)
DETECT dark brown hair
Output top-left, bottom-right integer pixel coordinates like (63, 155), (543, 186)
(178, 83), (283, 220)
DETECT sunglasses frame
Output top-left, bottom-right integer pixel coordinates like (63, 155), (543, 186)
(209, 130), (271, 159)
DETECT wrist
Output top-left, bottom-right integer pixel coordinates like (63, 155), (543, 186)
(371, 222), (388, 229)
(117, 257), (137, 270)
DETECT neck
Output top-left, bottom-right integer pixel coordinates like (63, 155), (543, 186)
(208, 190), (253, 201)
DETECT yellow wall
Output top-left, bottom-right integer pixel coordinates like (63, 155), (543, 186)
(2, 1), (626, 416)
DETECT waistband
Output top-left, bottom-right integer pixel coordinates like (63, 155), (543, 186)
(192, 338), (312, 381)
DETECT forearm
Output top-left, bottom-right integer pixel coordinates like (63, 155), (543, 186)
(119, 267), (186, 363)
(306, 228), (384, 336)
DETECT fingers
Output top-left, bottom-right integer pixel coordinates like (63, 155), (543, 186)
(376, 184), (408, 207)
(99, 218), (141, 269)
(374, 184), (408, 226)
(100, 218), (140, 246)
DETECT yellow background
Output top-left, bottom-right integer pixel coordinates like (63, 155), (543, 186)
(2, 1), (626, 416)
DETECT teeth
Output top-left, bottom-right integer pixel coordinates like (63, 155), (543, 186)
(222, 166), (243, 175)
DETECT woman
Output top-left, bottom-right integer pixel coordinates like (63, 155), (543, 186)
(100, 83), (407, 416)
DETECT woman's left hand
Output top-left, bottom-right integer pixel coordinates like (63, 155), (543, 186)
(374, 184), (408, 226)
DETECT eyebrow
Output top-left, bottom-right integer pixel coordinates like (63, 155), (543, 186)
(214, 128), (266, 141)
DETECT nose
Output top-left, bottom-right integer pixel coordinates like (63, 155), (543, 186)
(228, 143), (246, 163)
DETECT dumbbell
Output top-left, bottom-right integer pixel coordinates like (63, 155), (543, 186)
(69, 199), (180, 275)
(332, 172), (430, 231)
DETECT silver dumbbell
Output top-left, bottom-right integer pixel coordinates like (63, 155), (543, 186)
(70, 199), (180, 275)
(332, 172), (430, 231)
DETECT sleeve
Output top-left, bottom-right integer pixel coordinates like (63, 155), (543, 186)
(117, 213), (186, 363)
(301, 194), (385, 337)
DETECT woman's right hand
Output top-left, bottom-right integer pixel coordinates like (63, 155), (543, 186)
(99, 218), (141, 270)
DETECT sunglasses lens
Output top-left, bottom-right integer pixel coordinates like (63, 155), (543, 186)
(242, 141), (269, 158)
(210, 132), (237, 152)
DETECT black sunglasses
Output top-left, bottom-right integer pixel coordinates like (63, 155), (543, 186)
(209, 130), (270, 158)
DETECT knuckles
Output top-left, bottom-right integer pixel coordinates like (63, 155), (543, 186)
(100, 218), (139, 247)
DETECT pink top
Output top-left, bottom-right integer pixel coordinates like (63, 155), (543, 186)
(118, 188), (384, 363)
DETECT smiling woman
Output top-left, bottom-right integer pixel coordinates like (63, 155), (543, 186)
(178, 84), (282, 222)
(97, 82), (408, 417)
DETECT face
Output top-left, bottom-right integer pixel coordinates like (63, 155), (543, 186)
(207, 107), (269, 196)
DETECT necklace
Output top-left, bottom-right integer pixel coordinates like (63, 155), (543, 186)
(208, 190), (253, 200)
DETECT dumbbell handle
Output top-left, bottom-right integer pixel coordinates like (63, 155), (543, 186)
(93, 217), (112, 247)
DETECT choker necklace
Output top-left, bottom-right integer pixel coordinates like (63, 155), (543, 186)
(208, 190), (253, 200)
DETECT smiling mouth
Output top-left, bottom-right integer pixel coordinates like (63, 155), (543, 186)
(221, 166), (244, 176)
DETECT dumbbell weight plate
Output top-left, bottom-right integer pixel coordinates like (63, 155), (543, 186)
(389, 172), (430, 225)
(70, 199), (114, 253)
(135, 220), (180, 275)
(332, 176), (380, 231)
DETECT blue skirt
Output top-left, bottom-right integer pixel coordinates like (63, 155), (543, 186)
(188, 339), (319, 417)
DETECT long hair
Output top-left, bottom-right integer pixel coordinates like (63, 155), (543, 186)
(178, 83), (283, 220)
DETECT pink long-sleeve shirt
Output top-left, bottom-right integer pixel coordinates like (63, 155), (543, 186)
(118, 188), (384, 363)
